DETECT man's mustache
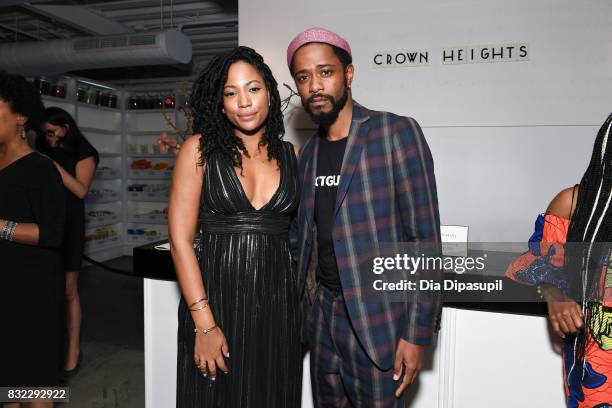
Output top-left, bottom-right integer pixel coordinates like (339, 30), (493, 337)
(305, 94), (335, 105)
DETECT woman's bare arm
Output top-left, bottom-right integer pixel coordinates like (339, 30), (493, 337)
(545, 186), (578, 219)
(168, 134), (229, 377)
(0, 221), (41, 246)
(542, 185), (584, 338)
(53, 156), (96, 199)
(168, 135), (216, 329)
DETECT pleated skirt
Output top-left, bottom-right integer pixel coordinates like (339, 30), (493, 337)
(176, 231), (302, 408)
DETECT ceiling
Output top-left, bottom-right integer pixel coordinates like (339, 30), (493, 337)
(0, 0), (238, 90)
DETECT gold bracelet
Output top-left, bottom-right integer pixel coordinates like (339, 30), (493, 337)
(194, 324), (218, 335)
(189, 301), (209, 312)
(188, 297), (208, 309)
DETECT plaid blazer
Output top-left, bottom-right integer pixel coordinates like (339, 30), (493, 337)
(292, 102), (442, 370)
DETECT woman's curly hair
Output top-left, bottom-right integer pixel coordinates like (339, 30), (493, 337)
(189, 46), (285, 169)
(0, 71), (44, 132)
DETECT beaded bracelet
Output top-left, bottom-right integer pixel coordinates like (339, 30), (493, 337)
(1, 220), (17, 242)
(0, 220), (7, 240)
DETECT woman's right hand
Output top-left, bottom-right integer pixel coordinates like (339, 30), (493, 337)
(541, 285), (584, 338)
(194, 326), (230, 380)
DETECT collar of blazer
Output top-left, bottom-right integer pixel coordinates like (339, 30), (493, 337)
(304, 100), (372, 228)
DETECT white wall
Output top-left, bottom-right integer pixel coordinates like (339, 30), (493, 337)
(239, 0), (611, 242)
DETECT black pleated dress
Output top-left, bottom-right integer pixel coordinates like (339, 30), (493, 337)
(176, 141), (302, 408)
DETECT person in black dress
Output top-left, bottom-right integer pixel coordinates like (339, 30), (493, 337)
(37, 107), (99, 379)
(0, 72), (65, 407)
(169, 47), (302, 407)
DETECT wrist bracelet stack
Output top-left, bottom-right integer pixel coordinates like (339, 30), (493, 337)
(1, 220), (17, 242)
(189, 297), (209, 312)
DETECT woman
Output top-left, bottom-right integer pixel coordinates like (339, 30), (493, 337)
(169, 46), (302, 407)
(0, 72), (66, 407)
(507, 112), (612, 407)
(37, 107), (99, 379)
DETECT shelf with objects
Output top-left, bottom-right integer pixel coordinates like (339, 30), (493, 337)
(84, 225), (122, 252)
(123, 87), (191, 255)
(36, 76), (126, 262)
(126, 221), (168, 246)
(86, 204), (122, 228)
(128, 201), (168, 225)
(127, 183), (170, 202)
(127, 136), (175, 180)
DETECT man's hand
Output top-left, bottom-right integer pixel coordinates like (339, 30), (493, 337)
(393, 338), (424, 397)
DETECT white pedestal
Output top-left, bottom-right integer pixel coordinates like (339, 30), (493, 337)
(144, 278), (564, 407)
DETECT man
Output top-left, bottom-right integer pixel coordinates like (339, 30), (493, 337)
(288, 27), (442, 407)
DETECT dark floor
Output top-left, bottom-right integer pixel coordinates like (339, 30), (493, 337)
(65, 256), (144, 407)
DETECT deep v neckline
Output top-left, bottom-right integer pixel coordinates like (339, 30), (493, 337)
(229, 151), (284, 212)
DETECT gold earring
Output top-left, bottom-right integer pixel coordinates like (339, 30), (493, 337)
(17, 118), (26, 139)
(16, 116), (26, 139)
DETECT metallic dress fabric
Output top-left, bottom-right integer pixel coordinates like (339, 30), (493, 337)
(176, 141), (302, 407)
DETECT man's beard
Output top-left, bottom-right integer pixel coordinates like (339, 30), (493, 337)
(302, 84), (349, 128)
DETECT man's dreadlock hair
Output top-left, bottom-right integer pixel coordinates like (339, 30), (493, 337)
(190, 46), (285, 169)
(565, 112), (612, 364)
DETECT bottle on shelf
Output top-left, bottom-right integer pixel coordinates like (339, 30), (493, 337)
(50, 79), (67, 98)
(100, 91), (111, 107)
(163, 94), (175, 109)
(77, 85), (88, 103)
(33, 77), (52, 96)
(109, 93), (118, 109)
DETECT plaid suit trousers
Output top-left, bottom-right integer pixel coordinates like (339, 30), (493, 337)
(309, 284), (405, 408)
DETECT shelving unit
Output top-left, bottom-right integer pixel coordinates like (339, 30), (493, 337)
(40, 78), (182, 260)
(41, 78), (125, 262)
(125, 233), (168, 245)
(80, 126), (120, 135)
(95, 168), (121, 180)
(86, 212), (122, 228)
(128, 212), (168, 225)
(127, 191), (169, 202)
(123, 108), (177, 254)
(84, 234), (122, 253)
(128, 169), (172, 179)
(127, 153), (175, 158)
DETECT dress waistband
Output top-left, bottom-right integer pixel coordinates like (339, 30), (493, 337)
(201, 212), (291, 235)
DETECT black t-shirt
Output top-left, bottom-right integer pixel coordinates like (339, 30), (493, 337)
(48, 139), (98, 214)
(315, 136), (348, 292)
